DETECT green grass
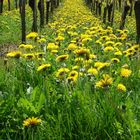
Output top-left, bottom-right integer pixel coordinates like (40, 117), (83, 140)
(0, 7), (33, 46)
(0, 0), (140, 139)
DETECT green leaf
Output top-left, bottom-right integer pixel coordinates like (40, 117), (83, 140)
(31, 86), (40, 102)
(18, 98), (37, 114)
(36, 93), (46, 113)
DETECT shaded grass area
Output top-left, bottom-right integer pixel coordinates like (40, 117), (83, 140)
(0, 7), (33, 46)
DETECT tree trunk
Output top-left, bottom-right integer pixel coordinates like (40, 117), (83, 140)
(95, 0), (98, 15)
(111, 0), (115, 26)
(120, 1), (130, 30)
(57, 0), (59, 7)
(8, 0), (11, 11)
(19, 0), (22, 13)
(38, 0), (44, 28)
(29, 0), (37, 32)
(98, 2), (102, 16)
(33, 0), (37, 32)
(15, 0), (18, 9)
(92, 0), (96, 11)
(103, 6), (107, 23)
(134, 1), (140, 44)
(20, 0), (26, 43)
(103, 0), (108, 24)
(46, 0), (50, 24)
(129, 0), (133, 16)
(118, 0), (121, 11)
(0, 0), (3, 14)
(108, 3), (113, 23)
(50, 0), (54, 13)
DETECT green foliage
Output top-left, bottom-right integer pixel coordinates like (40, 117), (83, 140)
(0, 0), (140, 139)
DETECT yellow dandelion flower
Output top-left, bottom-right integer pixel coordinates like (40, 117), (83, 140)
(123, 48), (134, 54)
(117, 84), (126, 92)
(109, 34), (117, 39)
(87, 68), (98, 76)
(114, 51), (122, 56)
(89, 31), (96, 35)
(70, 32), (78, 37)
(56, 54), (69, 62)
(74, 57), (84, 63)
(55, 36), (64, 41)
(119, 33), (127, 40)
(72, 65), (80, 70)
(114, 42), (122, 47)
(121, 68), (132, 78)
(24, 45), (34, 49)
(23, 117), (41, 127)
(114, 47), (120, 52)
(100, 36), (110, 41)
(125, 43), (132, 47)
(89, 54), (97, 59)
(37, 64), (51, 72)
(104, 41), (115, 46)
(82, 37), (92, 44)
(83, 59), (93, 65)
(81, 34), (90, 39)
(19, 44), (25, 48)
(68, 70), (78, 78)
(95, 40), (102, 45)
(71, 39), (77, 43)
(56, 68), (70, 78)
(74, 48), (90, 56)
(95, 62), (110, 71)
(67, 43), (78, 51)
(94, 62), (103, 68)
(96, 74), (113, 88)
(123, 29), (129, 34)
(23, 53), (35, 60)
(111, 58), (120, 63)
(37, 38), (46, 43)
(47, 43), (59, 50)
(104, 46), (114, 52)
(67, 76), (77, 83)
(6, 51), (22, 59)
(51, 50), (58, 54)
(132, 45), (139, 51)
(26, 32), (38, 39)
(35, 52), (45, 58)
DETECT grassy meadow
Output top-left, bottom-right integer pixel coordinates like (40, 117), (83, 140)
(0, 0), (140, 139)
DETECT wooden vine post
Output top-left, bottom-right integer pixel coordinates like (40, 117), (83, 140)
(129, 0), (133, 16)
(118, 0), (121, 11)
(120, 0), (130, 30)
(15, 0), (18, 9)
(111, 0), (115, 26)
(107, 2), (113, 24)
(38, 0), (45, 28)
(103, 0), (108, 24)
(134, 0), (140, 44)
(29, 0), (37, 32)
(92, 0), (96, 11)
(0, 0), (3, 14)
(57, 0), (59, 7)
(20, 0), (26, 43)
(50, 0), (54, 13)
(46, 0), (50, 24)
(98, 1), (102, 16)
(95, 0), (98, 15)
(33, 0), (37, 32)
(8, 0), (10, 11)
